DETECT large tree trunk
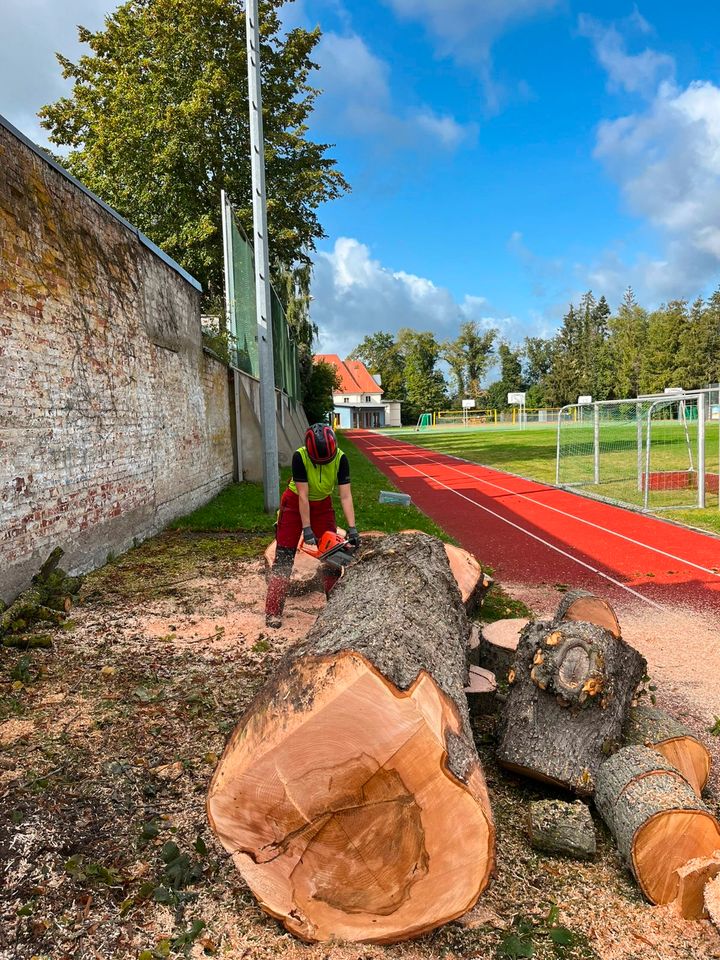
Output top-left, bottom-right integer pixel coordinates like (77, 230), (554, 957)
(623, 705), (711, 795)
(496, 619), (646, 795)
(208, 533), (495, 944)
(554, 589), (621, 638)
(595, 746), (720, 905)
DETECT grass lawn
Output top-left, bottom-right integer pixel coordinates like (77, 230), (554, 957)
(170, 434), (450, 540)
(386, 424), (720, 538)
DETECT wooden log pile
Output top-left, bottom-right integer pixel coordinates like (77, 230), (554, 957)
(1, 548), (82, 647)
(211, 534), (718, 942)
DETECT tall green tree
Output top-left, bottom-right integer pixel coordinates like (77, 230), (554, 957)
(486, 343), (524, 409)
(349, 332), (406, 402)
(640, 300), (688, 394)
(302, 360), (340, 425)
(397, 329), (448, 418)
(40, 0), (349, 305)
(607, 288), (649, 400)
(442, 322), (496, 401)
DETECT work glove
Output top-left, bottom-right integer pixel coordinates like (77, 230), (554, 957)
(302, 526), (317, 547)
(346, 527), (360, 549)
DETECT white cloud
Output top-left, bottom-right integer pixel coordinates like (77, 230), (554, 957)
(310, 237), (517, 357)
(592, 79), (720, 298)
(578, 12), (674, 95)
(385, 0), (559, 58)
(0, 0), (113, 147)
(313, 32), (474, 149)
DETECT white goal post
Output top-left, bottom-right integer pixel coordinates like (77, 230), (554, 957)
(555, 390), (719, 512)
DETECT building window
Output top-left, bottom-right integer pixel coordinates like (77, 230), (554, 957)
(343, 397), (349, 403)
(365, 395), (371, 402)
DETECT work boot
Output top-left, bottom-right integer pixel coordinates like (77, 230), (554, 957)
(265, 574), (290, 626)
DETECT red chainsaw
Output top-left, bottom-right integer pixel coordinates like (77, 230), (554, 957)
(300, 531), (357, 570)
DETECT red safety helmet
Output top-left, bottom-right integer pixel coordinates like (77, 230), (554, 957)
(305, 423), (337, 464)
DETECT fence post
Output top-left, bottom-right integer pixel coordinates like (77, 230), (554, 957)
(636, 402), (643, 493)
(644, 403), (655, 511)
(555, 410), (563, 485)
(698, 393), (706, 509)
(593, 403), (600, 485)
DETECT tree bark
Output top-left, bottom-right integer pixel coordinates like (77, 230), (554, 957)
(496, 620), (646, 795)
(595, 746), (720, 904)
(623, 705), (711, 795)
(554, 590), (621, 638)
(208, 533), (495, 944)
(527, 799), (596, 859)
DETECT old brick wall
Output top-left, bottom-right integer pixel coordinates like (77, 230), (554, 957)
(0, 119), (235, 601)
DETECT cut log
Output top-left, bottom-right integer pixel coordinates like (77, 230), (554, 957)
(527, 799), (596, 860)
(477, 619), (526, 681)
(465, 666), (497, 719)
(595, 746), (720, 904)
(208, 533), (495, 944)
(496, 620), (646, 795)
(623, 705), (711, 795)
(669, 851), (720, 919)
(706, 873), (720, 930)
(399, 531), (489, 611)
(554, 589), (621, 638)
(467, 623), (481, 668)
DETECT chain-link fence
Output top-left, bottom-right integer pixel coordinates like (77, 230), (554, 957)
(221, 193), (301, 405)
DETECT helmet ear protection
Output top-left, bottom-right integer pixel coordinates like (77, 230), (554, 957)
(305, 424), (337, 464)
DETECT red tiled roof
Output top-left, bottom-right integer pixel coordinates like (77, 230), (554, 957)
(314, 354), (383, 397)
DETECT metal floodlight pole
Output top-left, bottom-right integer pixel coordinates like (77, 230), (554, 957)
(246, 0), (279, 512)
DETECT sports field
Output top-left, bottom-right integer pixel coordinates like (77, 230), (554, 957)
(383, 422), (720, 536)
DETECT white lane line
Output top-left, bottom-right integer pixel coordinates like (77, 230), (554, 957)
(359, 437), (666, 611)
(368, 434), (720, 580)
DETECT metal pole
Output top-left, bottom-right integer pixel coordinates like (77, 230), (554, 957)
(555, 407), (564, 485)
(246, 0), (279, 512)
(698, 393), (706, 508)
(644, 403), (655, 511)
(636, 402), (643, 493)
(593, 403), (600, 485)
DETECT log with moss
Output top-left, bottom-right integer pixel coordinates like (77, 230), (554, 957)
(0, 548), (82, 643)
(623, 705), (711, 795)
(208, 533), (496, 944)
(496, 620), (646, 794)
(527, 799), (596, 860)
(595, 746), (720, 905)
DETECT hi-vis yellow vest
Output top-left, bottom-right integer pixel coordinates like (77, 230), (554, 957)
(288, 446), (344, 501)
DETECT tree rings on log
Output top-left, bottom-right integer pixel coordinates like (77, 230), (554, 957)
(496, 621), (646, 795)
(669, 851), (720, 919)
(477, 619), (526, 681)
(595, 746), (720, 904)
(554, 589), (621, 638)
(527, 799), (596, 860)
(623, 705), (711, 796)
(208, 533), (495, 943)
(465, 666), (497, 718)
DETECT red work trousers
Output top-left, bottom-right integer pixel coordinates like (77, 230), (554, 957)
(265, 489), (339, 619)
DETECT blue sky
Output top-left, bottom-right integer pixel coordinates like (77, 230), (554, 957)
(3, 0), (720, 358)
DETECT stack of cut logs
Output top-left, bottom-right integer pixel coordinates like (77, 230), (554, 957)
(209, 532), (719, 944)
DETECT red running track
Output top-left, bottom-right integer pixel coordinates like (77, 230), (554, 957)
(349, 431), (720, 615)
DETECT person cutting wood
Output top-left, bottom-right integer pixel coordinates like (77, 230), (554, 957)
(265, 424), (359, 628)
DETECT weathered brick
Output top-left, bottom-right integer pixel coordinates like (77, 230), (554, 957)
(0, 120), (234, 601)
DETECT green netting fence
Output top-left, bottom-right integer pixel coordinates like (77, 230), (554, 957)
(222, 193), (301, 406)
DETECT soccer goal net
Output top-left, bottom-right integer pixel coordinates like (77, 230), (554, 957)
(556, 392), (719, 511)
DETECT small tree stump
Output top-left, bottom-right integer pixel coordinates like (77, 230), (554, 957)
(465, 666), (497, 718)
(623, 705), (711, 795)
(554, 590), (621, 638)
(595, 746), (720, 904)
(669, 852), (720, 919)
(527, 799), (596, 859)
(496, 621), (646, 795)
(477, 619), (525, 681)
